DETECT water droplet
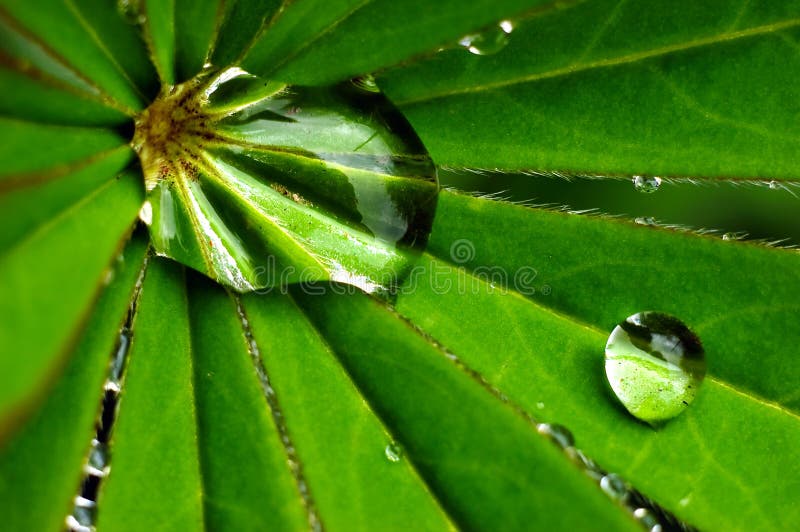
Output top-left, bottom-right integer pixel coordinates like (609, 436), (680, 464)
(605, 312), (706, 425)
(600, 473), (630, 502)
(632, 175), (661, 193)
(67, 496), (96, 531)
(132, 67), (438, 294)
(385, 441), (402, 462)
(536, 423), (574, 449)
(117, 0), (144, 25)
(634, 217), (657, 226)
(84, 440), (110, 477)
(351, 74), (381, 93)
(722, 232), (737, 241)
(768, 180), (779, 190)
(459, 20), (514, 55)
(633, 508), (661, 529)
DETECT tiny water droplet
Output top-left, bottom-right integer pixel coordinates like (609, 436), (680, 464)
(632, 175), (661, 193)
(351, 74), (381, 93)
(117, 0), (144, 25)
(385, 441), (402, 462)
(459, 20), (514, 55)
(536, 423), (574, 449)
(633, 508), (660, 529)
(634, 217), (657, 226)
(67, 496), (96, 531)
(768, 180), (779, 190)
(605, 312), (706, 425)
(600, 473), (629, 502)
(85, 440), (110, 478)
(722, 232), (737, 241)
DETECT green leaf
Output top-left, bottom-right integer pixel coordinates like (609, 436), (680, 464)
(0, 0), (145, 112)
(242, 289), (455, 530)
(243, 0), (548, 85)
(174, 0), (219, 82)
(0, 169), (142, 437)
(186, 274), (308, 530)
(0, 232), (147, 532)
(292, 285), (639, 531)
(96, 259), (205, 531)
(391, 190), (800, 529)
(209, 0), (282, 68)
(381, 0), (800, 180)
(0, 148), (133, 250)
(141, 0), (176, 86)
(0, 118), (127, 182)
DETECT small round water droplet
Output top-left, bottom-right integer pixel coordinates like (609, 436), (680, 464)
(351, 74), (381, 93)
(632, 175), (661, 193)
(67, 496), (96, 531)
(605, 312), (706, 425)
(85, 440), (110, 477)
(768, 180), (779, 190)
(600, 473), (630, 502)
(634, 217), (657, 226)
(633, 508), (661, 529)
(722, 232), (737, 241)
(117, 0), (144, 24)
(385, 441), (402, 462)
(536, 423), (574, 449)
(459, 20), (514, 55)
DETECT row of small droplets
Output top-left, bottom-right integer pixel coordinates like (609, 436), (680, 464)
(536, 422), (696, 532)
(66, 256), (148, 531)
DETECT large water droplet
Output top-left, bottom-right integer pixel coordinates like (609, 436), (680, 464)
(632, 175), (661, 193)
(132, 67), (438, 294)
(459, 20), (514, 55)
(384, 441), (403, 462)
(605, 312), (706, 425)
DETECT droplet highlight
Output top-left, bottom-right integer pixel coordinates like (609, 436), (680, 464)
(600, 473), (629, 502)
(632, 175), (661, 193)
(459, 20), (514, 55)
(605, 311), (706, 425)
(385, 441), (403, 462)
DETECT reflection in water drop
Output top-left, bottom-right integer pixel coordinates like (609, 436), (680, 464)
(634, 217), (657, 226)
(605, 312), (706, 425)
(385, 441), (403, 462)
(632, 175), (661, 193)
(132, 67), (438, 293)
(459, 20), (514, 55)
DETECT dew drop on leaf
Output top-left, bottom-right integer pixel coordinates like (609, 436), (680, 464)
(117, 0), (144, 25)
(385, 441), (403, 462)
(605, 312), (706, 425)
(722, 232), (737, 241)
(536, 423), (574, 449)
(131, 67), (438, 293)
(599, 473), (629, 502)
(66, 496), (96, 532)
(632, 175), (661, 193)
(458, 20), (514, 55)
(85, 439), (110, 478)
(634, 216), (657, 226)
(633, 508), (661, 531)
